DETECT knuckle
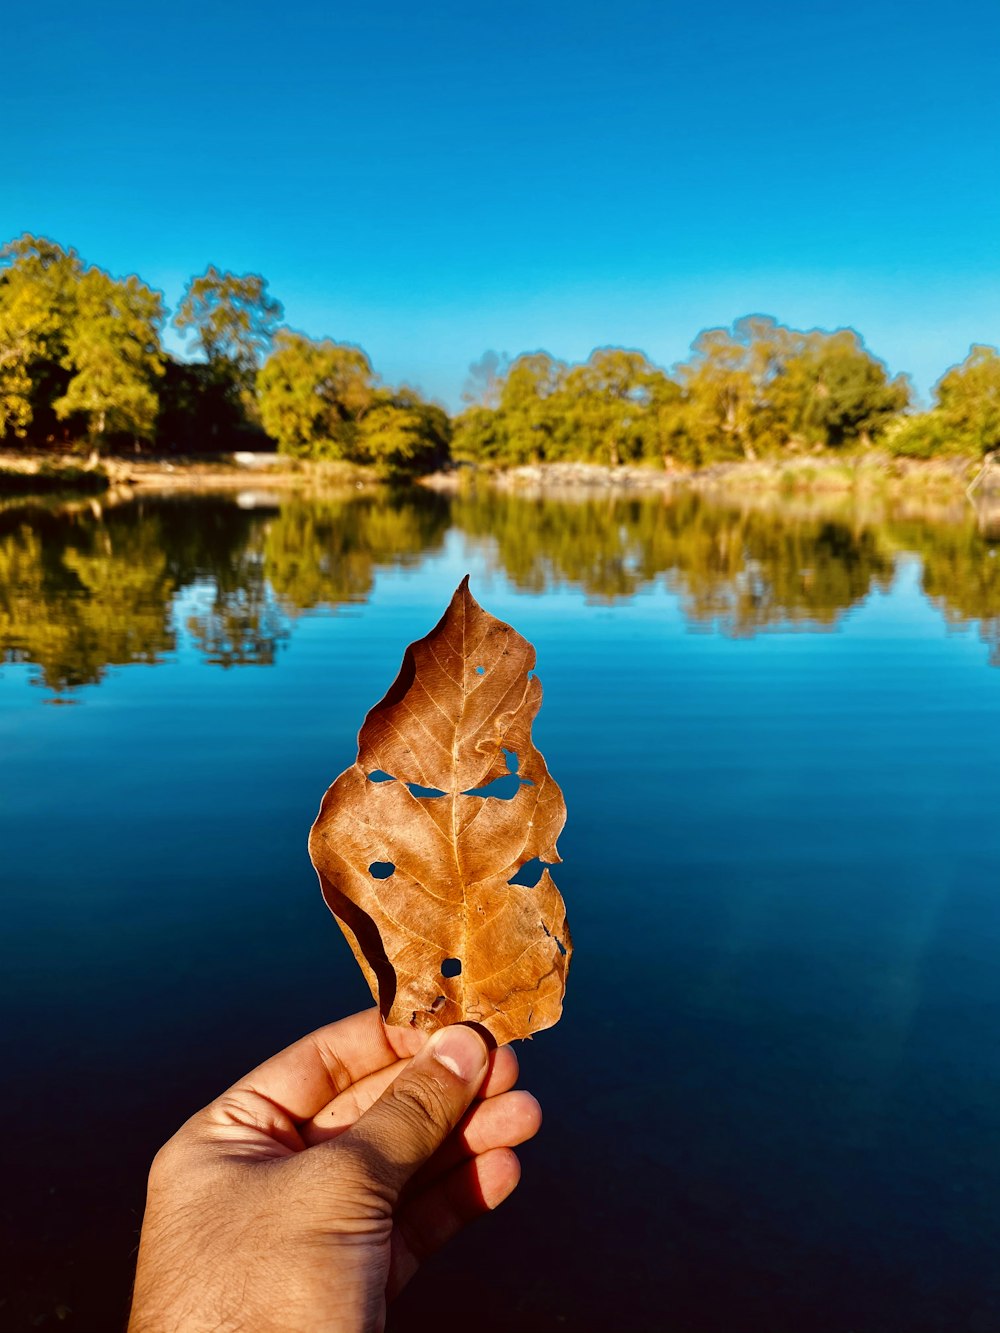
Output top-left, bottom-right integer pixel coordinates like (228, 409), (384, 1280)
(390, 1074), (454, 1132)
(148, 1133), (185, 1181)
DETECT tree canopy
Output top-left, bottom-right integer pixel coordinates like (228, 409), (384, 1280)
(256, 331), (450, 474)
(0, 236), (165, 448)
(2, 232), (999, 469)
(174, 267), (283, 377)
(452, 319), (911, 468)
(888, 345), (1000, 458)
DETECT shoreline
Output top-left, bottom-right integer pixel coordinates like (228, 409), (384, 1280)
(2, 448), (997, 502)
(456, 454), (991, 496)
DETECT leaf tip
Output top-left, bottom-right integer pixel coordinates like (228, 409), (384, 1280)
(451, 572), (482, 614)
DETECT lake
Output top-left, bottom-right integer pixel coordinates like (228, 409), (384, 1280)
(3, 483), (1000, 1333)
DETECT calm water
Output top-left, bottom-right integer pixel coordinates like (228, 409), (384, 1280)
(3, 485), (1000, 1333)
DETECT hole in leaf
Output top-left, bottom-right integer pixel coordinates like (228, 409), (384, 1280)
(463, 773), (522, 799)
(367, 770), (395, 783)
(431, 995), (447, 1013)
(462, 748), (533, 800)
(475, 665), (485, 675)
(441, 957), (462, 978)
(541, 921), (568, 956)
(406, 782), (446, 798)
(369, 861), (395, 879)
(508, 857), (553, 888)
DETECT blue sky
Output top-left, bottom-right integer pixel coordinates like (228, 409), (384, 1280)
(4, 0), (999, 406)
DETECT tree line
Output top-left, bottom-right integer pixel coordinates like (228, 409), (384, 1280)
(455, 326), (1000, 465)
(0, 235), (448, 473)
(2, 233), (999, 470)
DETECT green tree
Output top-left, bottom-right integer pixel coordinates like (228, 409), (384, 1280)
(496, 353), (567, 463)
(557, 348), (669, 465)
(788, 329), (909, 448)
(452, 404), (505, 464)
(355, 391), (451, 474)
(257, 332), (375, 458)
(883, 411), (953, 458)
(935, 345), (1000, 454)
(887, 346), (1000, 458)
(678, 322), (769, 461)
(257, 332), (448, 473)
(174, 267), (283, 375)
(173, 266), (283, 445)
(53, 267), (165, 446)
(0, 235), (82, 442)
(677, 318), (908, 458)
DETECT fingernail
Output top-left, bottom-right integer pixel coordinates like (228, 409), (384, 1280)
(428, 1025), (487, 1083)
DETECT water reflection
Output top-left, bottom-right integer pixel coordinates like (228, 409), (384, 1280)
(912, 517), (1000, 664)
(1, 486), (999, 694)
(265, 494), (450, 610)
(455, 490), (897, 629)
(0, 503), (178, 689)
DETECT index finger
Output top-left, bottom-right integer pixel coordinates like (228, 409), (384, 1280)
(232, 1007), (428, 1122)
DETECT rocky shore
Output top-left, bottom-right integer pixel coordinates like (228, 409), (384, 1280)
(467, 454), (987, 496)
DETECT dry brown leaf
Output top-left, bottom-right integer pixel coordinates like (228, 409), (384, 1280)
(308, 575), (570, 1043)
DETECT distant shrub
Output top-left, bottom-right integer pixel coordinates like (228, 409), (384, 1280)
(885, 414), (955, 459)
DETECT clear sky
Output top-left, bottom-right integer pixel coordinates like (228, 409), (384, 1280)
(4, 0), (999, 406)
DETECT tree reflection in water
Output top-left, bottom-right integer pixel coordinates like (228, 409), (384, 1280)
(453, 489), (898, 628)
(1, 485), (999, 696)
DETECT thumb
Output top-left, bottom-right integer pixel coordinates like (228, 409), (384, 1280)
(341, 1024), (490, 1202)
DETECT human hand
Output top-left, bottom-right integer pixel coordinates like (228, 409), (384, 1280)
(127, 1008), (541, 1333)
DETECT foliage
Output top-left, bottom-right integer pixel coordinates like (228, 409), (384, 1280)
(2, 232), (1000, 469)
(54, 267), (165, 444)
(0, 236), (82, 441)
(934, 345), (1000, 455)
(171, 266), (284, 448)
(789, 328), (910, 447)
(174, 267), (282, 378)
(257, 331), (448, 473)
(257, 333), (375, 458)
(0, 235), (164, 448)
(884, 412), (955, 459)
(455, 319), (911, 469)
(354, 392), (450, 474)
(453, 348), (677, 466)
(886, 346), (1000, 459)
